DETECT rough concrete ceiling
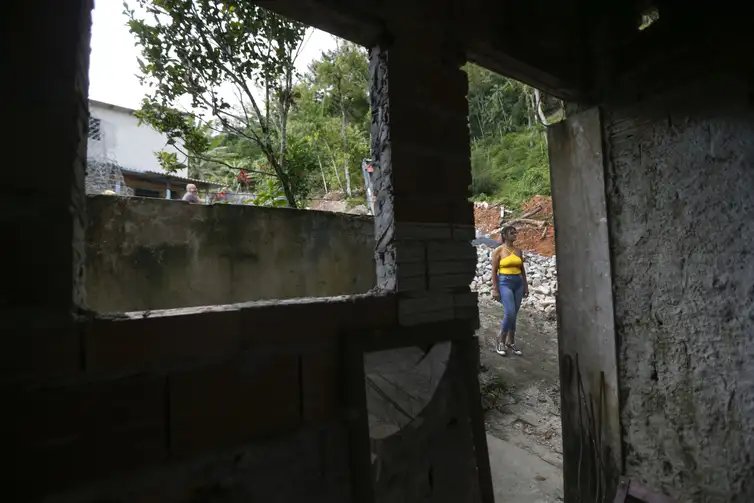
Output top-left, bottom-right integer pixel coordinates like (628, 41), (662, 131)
(255, 0), (589, 100)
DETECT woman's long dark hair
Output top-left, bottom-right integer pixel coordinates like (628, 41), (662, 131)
(501, 225), (517, 243)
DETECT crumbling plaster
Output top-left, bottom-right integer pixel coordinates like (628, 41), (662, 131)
(606, 76), (754, 502)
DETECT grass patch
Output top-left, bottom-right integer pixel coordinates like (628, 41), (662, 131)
(470, 129), (550, 208)
(479, 370), (515, 413)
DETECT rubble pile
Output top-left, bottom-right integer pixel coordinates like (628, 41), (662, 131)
(471, 245), (557, 317)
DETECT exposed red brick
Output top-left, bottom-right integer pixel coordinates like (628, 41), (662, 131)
(389, 153), (471, 197)
(235, 301), (340, 343)
(445, 169), (473, 200)
(86, 309), (241, 373)
(236, 296), (399, 339)
(389, 58), (469, 118)
(390, 108), (470, 158)
(86, 296), (398, 375)
(169, 355), (301, 457)
(4, 375), (166, 496)
(302, 349), (342, 424)
(451, 200), (475, 225)
(394, 196), (452, 223)
(345, 295), (399, 329)
(1, 324), (82, 382)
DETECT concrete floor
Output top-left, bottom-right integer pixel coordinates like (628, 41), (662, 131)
(487, 433), (563, 503)
(478, 299), (564, 503)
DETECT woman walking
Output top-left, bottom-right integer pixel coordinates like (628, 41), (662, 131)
(491, 226), (529, 356)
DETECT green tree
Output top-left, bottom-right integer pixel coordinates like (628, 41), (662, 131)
(463, 63), (558, 206)
(285, 41), (370, 200)
(306, 40), (369, 197)
(125, 0), (308, 207)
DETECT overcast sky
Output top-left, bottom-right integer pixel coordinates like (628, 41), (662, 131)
(88, 1), (338, 110)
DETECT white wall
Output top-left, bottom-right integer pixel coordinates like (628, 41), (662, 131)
(87, 102), (188, 177)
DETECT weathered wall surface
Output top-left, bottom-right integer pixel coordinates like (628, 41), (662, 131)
(88, 101), (188, 177)
(605, 74), (754, 502)
(85, 196), (376, 312)
(9, 1), (488, 502)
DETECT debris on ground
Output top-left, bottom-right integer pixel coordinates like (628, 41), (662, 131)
(471, 249), (557, 320)
(473, 196), (555, 256)
(477, 297), (564, 502)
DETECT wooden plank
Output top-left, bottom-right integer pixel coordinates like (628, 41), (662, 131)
(458, 336), (496, 503)
(548, 107), (622, 503)
(360, 319), (476, 351)
(341, 333), (374, 503)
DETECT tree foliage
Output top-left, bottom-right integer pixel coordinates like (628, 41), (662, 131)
(125, 0), (307, 206)
(125, 0), (553, 209)
(464, 63), (560, 206)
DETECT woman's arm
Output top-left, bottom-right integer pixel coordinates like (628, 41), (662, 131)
(491, 247), (500, 300)
(519, 249), (529, 296)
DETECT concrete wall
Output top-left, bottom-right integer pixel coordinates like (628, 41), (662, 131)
(88, 100), (188, 177)
(604, 72), (754, 502)
(85, 196), (376, 312)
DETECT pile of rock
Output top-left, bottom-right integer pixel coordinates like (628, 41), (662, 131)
(470, 245), (558, 317)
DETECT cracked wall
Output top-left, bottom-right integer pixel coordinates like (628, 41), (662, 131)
(605, 73), (754, 502)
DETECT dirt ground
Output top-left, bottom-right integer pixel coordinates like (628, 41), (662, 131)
(474, 196), (556, 257)
(477, 298), (563, 503)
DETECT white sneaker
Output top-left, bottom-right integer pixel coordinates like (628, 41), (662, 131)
(507, 344), (523, 356)
(495, 343), (507, 356)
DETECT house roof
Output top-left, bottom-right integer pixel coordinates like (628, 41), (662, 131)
(121, 168), (224, 187)
(88, 99), (137, 116)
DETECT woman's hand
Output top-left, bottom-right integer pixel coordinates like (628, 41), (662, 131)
(492, 289), (501, 301)
(523, 286), (529, 298)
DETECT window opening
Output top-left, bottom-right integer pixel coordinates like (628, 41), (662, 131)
(88, 116), (102, 140)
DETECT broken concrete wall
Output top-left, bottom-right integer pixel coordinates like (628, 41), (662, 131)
(604, 72), (754, 501)
(85, 196), (376, 312)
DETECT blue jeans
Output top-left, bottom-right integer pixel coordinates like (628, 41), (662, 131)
(498, 274), (524, 334)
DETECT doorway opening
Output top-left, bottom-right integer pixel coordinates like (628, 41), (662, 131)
(464, 62), (564, 502)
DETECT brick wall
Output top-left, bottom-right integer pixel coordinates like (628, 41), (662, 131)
(3, 0), (90, 323)
(3, 295), (398, 501)
(370, 25), (478, 327)
(366, 22), (483, 503)
(5, 0), (486, 501)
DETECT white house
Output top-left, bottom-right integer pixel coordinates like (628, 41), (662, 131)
(86, 100), (222, 199)
(87, 99), (188, 177)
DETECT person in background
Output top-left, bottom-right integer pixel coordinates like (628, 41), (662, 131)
(216, 187), (230, 202)
(182, 183), (201, 204)
(491, 225), (529, 356)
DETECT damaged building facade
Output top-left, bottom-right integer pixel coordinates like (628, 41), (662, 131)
(4, 0), (753, 502)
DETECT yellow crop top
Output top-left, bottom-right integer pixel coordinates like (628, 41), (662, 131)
(498, 248), (523, 275)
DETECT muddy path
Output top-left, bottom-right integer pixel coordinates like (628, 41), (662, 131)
(476, 298), (564, 502)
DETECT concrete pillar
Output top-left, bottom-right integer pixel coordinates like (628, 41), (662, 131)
(3, 0), (92, 323)
(368, 27), (477, 326)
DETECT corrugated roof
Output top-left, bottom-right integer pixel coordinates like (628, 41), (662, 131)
(121, 168), (224, 187)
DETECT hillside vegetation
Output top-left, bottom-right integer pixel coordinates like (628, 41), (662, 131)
(127, 2), (557, 209)
(465, 64), (559, 207)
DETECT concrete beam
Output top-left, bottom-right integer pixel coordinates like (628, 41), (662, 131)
(254, 0), (589, 101)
